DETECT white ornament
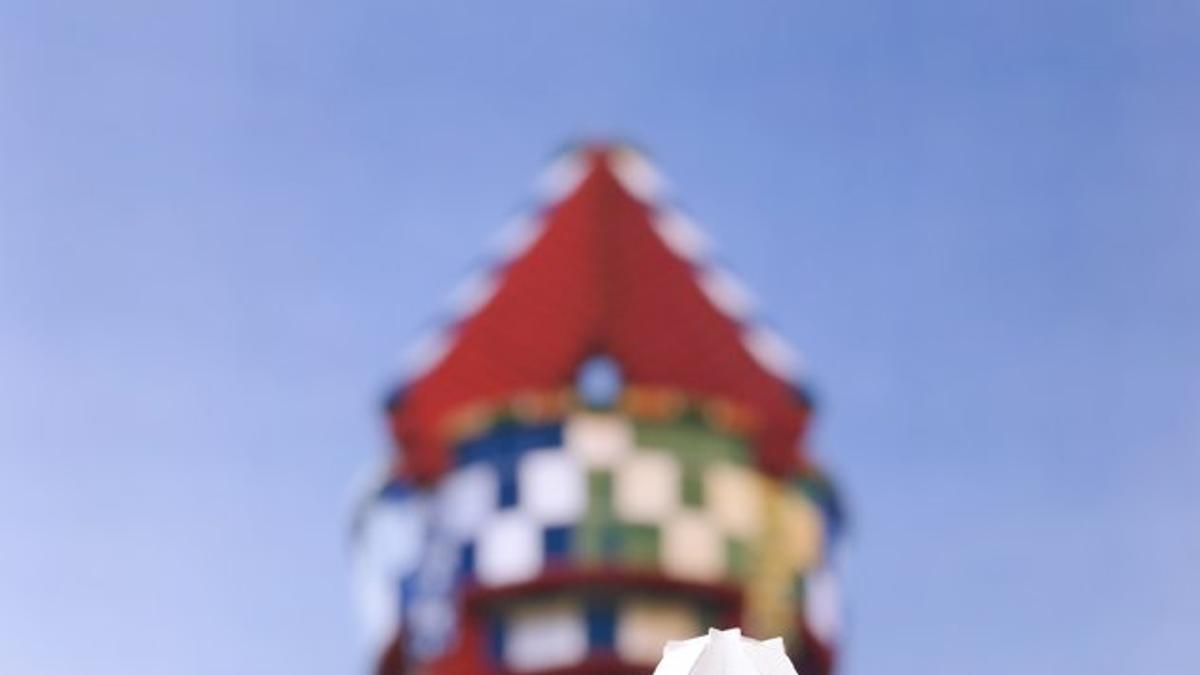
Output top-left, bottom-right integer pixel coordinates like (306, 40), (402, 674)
(653, 628), (798, 675)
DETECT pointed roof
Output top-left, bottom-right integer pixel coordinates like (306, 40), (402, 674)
(388, 144), (810, 482)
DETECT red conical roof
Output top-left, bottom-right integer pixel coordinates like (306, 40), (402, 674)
(388, 145), (810, 482)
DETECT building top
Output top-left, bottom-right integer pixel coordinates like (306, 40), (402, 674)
(386, 144), (812, 483)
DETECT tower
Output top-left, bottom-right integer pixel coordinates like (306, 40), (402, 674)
(353, 144), (844, 674)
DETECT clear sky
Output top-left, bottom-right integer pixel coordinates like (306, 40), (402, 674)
(2, 2), (1198, 674)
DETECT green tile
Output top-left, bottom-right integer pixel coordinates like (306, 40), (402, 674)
(634, 421), (750, 466)
(682, 461), (705, 507)
(619, 524), (660, 568)
(726, 537), (750, 580)
(589, 470), (613, 515)
(576, 470), (615, 564)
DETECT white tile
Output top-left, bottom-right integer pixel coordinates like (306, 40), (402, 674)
(614, 450), (681, 524)
(504, 601), (588, 672)
(564, 413), (634, 468)
(704, 462), (764, 539)
(661, 510), (725, 582)
(476, 511), (542, 587)
(616, 598), (701, 665)
(436, 463), (499, 541)
(518, 449), (587, 525)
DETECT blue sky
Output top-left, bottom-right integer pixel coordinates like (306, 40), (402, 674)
(2, 2), (1198, 674)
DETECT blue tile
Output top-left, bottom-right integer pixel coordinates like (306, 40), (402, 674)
(586, 598), (616, 650)
(457, 433), (509, 467)
(459, 542), (476, 578)
(486, 612), (506, 664)
(497, 454), (520, 507)
(510, 422), (563, 451)
(543, 526), (572, 559)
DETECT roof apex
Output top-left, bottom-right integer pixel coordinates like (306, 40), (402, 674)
(388, 145), (810, 482)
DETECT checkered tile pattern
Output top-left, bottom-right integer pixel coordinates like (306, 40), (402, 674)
(417, 413), (828, 590)
(566, 413), (824, 584)
(395, 411), (835, 667)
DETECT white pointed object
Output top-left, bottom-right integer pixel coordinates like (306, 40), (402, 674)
(653, 628), (798, 675)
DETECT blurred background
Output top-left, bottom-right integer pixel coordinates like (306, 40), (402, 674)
(2, 2), (1199, 674)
